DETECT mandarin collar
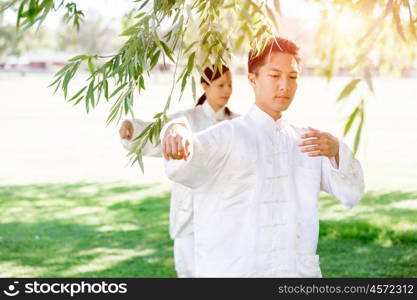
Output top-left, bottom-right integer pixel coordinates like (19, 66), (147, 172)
(247, 103), (288, 133)
(202, 100), (228, 122)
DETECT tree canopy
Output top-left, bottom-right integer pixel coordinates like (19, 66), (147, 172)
(1, 0), (416, 171)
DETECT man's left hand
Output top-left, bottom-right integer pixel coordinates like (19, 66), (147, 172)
(298, 127), (339, 165)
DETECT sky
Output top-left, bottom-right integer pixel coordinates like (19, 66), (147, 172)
(2, 0), (136, 28)
(2, 0), (321, 30)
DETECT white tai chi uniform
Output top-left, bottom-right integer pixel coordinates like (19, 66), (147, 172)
(121, 101), (237, 277)
(162, 103), (365, 277)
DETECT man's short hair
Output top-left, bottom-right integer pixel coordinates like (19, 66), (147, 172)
(248, 37), (301, 74)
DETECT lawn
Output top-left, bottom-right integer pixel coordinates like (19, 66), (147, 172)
(0, 183), (416, 277)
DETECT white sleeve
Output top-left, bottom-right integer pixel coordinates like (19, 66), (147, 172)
(161, 118), (234, 189)
(120, 119), (162, 157)
(320, 139), (365, 208)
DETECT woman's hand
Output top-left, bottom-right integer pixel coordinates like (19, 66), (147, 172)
(119, 120), (134, 140)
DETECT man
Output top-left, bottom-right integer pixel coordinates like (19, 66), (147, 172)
(160, 37), (365, 277)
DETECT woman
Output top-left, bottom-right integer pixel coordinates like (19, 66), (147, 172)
(119, 65), (238, 277)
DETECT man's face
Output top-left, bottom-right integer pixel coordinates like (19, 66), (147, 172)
(248, 52), (300, 119)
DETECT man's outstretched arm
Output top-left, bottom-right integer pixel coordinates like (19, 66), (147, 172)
(161, 119), (234, 189)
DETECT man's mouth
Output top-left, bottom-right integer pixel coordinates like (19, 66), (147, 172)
(275, 96), (290, 100)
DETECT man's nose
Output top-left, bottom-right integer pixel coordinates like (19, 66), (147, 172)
(278, 78), (289, 91)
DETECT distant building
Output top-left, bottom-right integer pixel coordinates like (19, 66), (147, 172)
(0, 50), (72, 72)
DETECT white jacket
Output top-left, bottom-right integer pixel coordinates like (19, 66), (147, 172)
(162, 104), (365, 277)
(122, 101), (238, 238)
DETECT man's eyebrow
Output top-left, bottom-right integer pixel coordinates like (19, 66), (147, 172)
(268, 67), (298, 73)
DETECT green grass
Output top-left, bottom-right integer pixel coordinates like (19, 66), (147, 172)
(0, 182), (175, 277)
(318, 191), (417, 277)
(0, 183), (416, 277)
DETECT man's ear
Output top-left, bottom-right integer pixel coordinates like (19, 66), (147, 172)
(248, 73), (257, 88)
(201, 82), (209, 92)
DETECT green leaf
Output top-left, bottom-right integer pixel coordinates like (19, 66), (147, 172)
(164, 30), (172, 41)
(110, 83), (128, 98)
(85, 81), (95, 113)
(337, 79), (361, 102)
(138, 76), (145, 90)
(150, 50), (161, 69)
(48, 73), (63, 89)
(73, 96), (84, 106)
(120, 25), (139, 37)
(134, 12), (146, 19)
(196, 65), (210, 84)
(62, 70), (73, 99)
(103, 79), (109, 99)
(68, 86), (87, 102)
(181, 73), (188, 92)
(51, 63), (72, 78)
(160, 40), (175, 63)
(164, 95), (172, 112)
(87, 57), (95, 74)
(107, 95), (124, 125)
(184, 41), (198, 55)
(191, 76), (196, 101)
(353, 110), (365, 154)
(186, 52), (195, 75)
(364, 67), (374, 93)
(256, 25), (268, 39)
(153, 112), (163, 119)
(137, 123), (153, 139)
(216, 60), (223, 77)
(137, 153), (144, 173)
(234, 35), (245, 50)
(16, 1), (25, 29)
(89, 81), (96, 108)
(343, 106), (360, 136)
(124, 94), (130, 114)
(68, 54), (88, 62)
(139, 0), (150, 10)
(149, 126), (155, 144)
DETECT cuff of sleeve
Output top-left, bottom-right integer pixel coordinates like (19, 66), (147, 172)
(159, 117), (191, 143)
(162, 119), (197, 184)
(120, 119), (145, 151)
(130, 119), (143, 140)
(326, 139), (351, 179)
(159, 117), (194, 161)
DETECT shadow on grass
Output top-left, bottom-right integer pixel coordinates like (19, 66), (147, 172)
(318, 190), (417, 277)
(0, 182), (176, 277)
(0, 183), (416, 277)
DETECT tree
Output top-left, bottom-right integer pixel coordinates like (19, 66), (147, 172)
(57, 15), (121, 54)
(0, 20), (56, 58)
(1, 0), (416, 171)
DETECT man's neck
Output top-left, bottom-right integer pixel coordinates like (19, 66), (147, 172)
(255, 102), (282, 121)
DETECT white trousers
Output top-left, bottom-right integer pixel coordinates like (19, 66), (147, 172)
(174, 233), (195, 277)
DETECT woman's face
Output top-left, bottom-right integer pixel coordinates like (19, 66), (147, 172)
(202, 71), (233, 109)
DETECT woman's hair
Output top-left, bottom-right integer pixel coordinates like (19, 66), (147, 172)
(196, 65), (231, 116)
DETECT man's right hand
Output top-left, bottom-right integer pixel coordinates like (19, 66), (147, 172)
(162, 123), (191, 161)
(119, 120), (134, 140)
